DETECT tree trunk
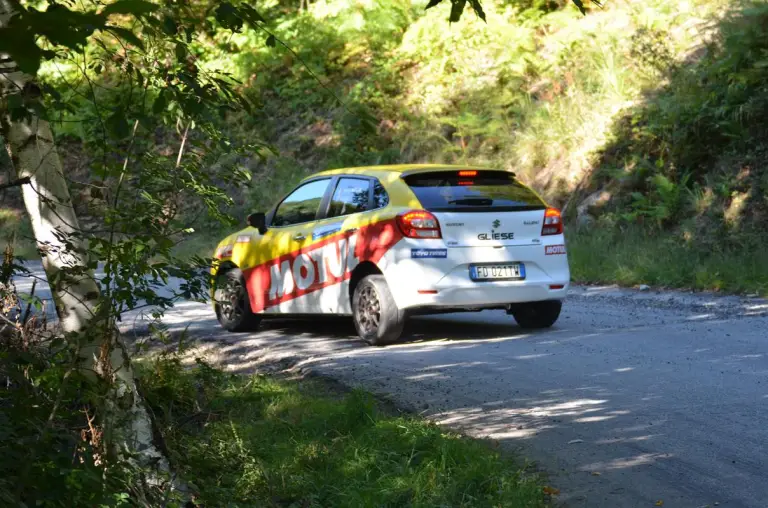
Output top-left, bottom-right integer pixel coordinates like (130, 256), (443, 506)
(1, 0), (177, 494)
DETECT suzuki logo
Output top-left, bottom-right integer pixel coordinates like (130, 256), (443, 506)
(492, 219), (501, 229)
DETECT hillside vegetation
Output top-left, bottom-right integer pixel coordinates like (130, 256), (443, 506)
(4, 0), (768, 293)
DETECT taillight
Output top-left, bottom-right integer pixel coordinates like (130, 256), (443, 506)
(541, 208), (563, 236)
(396, 210), (442, 239)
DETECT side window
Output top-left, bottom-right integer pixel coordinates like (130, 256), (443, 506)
(327, 178), (371, 218)
(373, 180), (389, 208)
(272, 179), (330, 227)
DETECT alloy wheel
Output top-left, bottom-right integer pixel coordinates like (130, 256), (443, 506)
(218, 276), (245, 322)
(356, 285), (381, 334)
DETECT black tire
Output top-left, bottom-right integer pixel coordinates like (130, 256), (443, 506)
(352, 274), (405, 346)
(214, 268), (261, 332)
(511, 300), (562, 329)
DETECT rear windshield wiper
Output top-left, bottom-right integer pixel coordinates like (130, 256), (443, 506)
(447, 198), (493, 206)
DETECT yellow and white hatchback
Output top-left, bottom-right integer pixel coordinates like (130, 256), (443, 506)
(212, 164), (570, 345)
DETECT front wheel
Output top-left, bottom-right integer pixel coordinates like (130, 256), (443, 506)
(352, 275), (405, 346)
(214, 268), (261, 332)
(509, 300), (562, 329)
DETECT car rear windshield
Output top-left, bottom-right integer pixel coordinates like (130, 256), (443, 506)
(403, 170), (546, 212)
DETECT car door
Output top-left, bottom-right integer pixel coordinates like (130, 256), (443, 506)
(259, 177), (332, 315)
(314, 176), (374, 314)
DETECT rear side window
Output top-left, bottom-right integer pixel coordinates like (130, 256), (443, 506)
(272, 178), (330, 226)
(327, 178), (370, 218)
(403, 170), (545, 212)
(373, 180), (389, 208)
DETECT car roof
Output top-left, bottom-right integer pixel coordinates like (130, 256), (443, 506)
(306, 164), (509, 181)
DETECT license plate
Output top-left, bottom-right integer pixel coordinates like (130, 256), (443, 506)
(470, 263), (525, 281)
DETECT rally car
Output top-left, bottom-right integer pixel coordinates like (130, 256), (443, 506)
(212, 164), (570, 345)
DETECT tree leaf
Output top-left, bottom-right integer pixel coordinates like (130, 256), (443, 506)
(572, 0), (587, 15)
(175, 42), (187, 61)
(266, 34), (276, 47)
(106, 111), (130, 139)
(102, 0), (159, 16)
(468, 0), (486, 21)
(162, 15), (178, 36)
(240, 4), (266, 24)
(425, 0), (443, 9)
(215, 3), (243, 31)
(449, 0), (467, 23)
(0, 31), (43, 74)
(107, 25), (145, 50)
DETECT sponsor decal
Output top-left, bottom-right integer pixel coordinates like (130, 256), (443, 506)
(215, 244), (233, 259)
(478, 232), (514, 240)
(545, 244), (567, 255)
(236, 235), (251, 243)
(244, 219), (402, 312)
(312, 225), (342, 240)
(523, 220), (540, 226)
(411, 248), (448, 259)
(445, 222), (464, 227)
(492, 219), (501, 229)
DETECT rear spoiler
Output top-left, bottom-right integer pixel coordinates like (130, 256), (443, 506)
(399, 167), (517, 178)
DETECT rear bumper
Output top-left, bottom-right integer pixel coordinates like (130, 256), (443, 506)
(401, 281), (568, 310)
(381, 240), (571, 310)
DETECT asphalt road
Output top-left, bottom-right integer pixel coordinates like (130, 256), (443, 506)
(11, 262), (768, 507)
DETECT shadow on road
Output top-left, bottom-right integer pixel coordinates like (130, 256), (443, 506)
(256, 312), (532, 344)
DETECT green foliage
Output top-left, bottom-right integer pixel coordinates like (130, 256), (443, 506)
(0, 209), (35, 259)
(568, 221), (768, 295)
(0, 283), (134, 506)
(575, 2), (768, 234)
(139, 352), (546, 507)
(563, 2), (768, 293)
(1, 0), (276, 313)
(191, 0), (728, 223)
(2, 0), (275, 501)
(424, 0), (598, 21)
(621, 173), (691, 226)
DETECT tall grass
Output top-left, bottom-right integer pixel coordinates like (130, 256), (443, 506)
(568, 223), (768, 295)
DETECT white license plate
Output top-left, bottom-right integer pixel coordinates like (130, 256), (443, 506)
(470, 263), (526, 281)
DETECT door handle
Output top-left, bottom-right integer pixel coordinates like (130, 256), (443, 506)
(346, 228), (358, 233)
(292, 233), (306, 241)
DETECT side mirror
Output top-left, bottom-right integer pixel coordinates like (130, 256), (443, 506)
(247, 212), (268, 235)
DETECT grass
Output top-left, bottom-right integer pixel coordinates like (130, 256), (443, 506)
(568, 224), (768, 296)
(138, 355), (547, 507)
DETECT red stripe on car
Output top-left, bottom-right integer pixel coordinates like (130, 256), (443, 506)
(243, 219), (402, 312)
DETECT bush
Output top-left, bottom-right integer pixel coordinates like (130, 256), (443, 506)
(0, 276), (134, 507)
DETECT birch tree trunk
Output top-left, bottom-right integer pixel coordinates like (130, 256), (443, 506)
(0, 0), (176, 492)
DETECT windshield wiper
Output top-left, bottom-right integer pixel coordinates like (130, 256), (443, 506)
(447, 198), (493, 206)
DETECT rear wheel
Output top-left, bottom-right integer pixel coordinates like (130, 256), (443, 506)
(352, 275), (405, 346)
(510, 300), (562, 329)
(214, 268), (261, 332)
